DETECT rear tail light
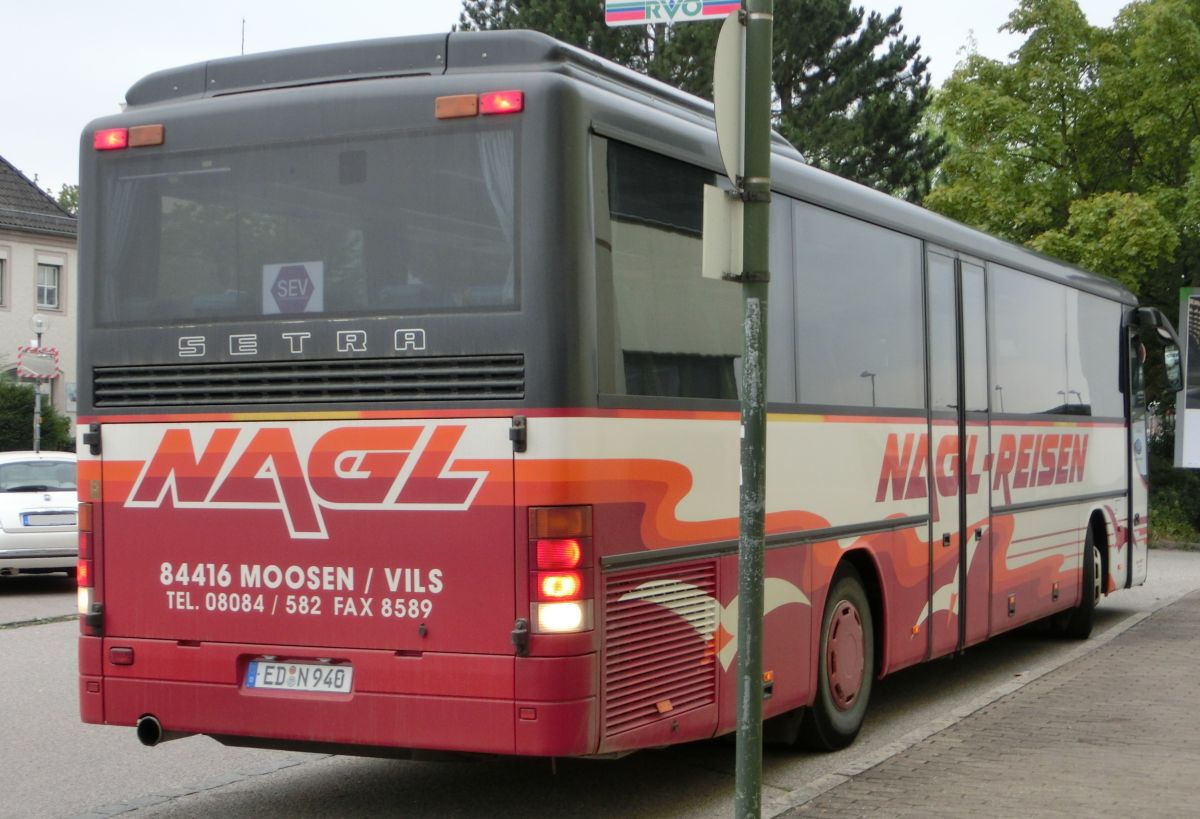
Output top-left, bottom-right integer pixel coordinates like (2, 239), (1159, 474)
(529, 506), (592, 634)
(77, 501), (93, 536)
(536, 538), (582, 570)
(534, 602), (586, 633)
(77, 502), (93, 616)
(538, 571), (582, 600)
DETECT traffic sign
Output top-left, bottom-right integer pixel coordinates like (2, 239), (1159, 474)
(17, 346), (59, 380)
(714, 8), (745, 187)
(605, 0), (740, 27)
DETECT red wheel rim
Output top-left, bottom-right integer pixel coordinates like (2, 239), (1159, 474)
(825, 599), (865, 711)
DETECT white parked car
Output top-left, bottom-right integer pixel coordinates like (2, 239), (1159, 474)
(0, 451), (77, 577)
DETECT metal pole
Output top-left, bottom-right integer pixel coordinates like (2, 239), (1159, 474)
(32, 330), (43, 453)
(735, 1), (772, 817)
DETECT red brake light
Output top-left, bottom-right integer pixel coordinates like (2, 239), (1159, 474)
(536, 538), (582, 570)
(94, 128), (128, 151)
(77, 559), (92, 588)
(539, 572), (582, 600)
(480, 91), (524, 115)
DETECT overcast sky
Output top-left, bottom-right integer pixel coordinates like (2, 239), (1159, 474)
(3, 0), (1127, 196)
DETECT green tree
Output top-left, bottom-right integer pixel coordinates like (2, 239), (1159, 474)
(0, 379), (74, 452)
(457, 0), (945, 201)
(928, 0), (1200, 539)
(773, 1), (944, 201)
(927, 0), (1200, 310)
(56, 184), (79, 217)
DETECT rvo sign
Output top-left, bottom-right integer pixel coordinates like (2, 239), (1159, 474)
(605, 0), (739, 26)
(263, 261), (324, 315)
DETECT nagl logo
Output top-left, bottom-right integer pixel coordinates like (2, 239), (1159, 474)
(125, 424), (487, 539)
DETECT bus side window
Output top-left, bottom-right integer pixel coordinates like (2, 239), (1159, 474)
(600, 140), (741, 401)
(791, 202), (924, 410)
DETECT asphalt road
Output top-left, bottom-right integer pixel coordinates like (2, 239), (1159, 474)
(3, 550), (1198, 819)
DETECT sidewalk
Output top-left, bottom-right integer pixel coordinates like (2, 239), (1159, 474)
(783, 591), (1200, 818)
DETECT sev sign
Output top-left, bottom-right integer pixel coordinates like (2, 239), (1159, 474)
(605, 0), (740, 26)
(263, 261), (324, 315)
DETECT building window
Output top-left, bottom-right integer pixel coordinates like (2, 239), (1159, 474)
(37, 263), (61, 310)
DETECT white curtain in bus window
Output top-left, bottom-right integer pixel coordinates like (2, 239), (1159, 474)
(603, 141), (741, 400)
(94, 126), (517, 325)
(791, 202), (924, 410)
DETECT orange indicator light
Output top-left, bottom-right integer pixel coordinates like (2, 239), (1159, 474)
(435, 94), (479, 119)
(129, 124), (165, 147)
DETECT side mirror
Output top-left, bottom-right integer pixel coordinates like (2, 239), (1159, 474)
(1165, 344), (1183, 393)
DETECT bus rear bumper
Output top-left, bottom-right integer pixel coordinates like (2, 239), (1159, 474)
(79, 636), (597, 757)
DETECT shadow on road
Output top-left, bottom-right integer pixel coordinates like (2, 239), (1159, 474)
(0, 572), (75, 596)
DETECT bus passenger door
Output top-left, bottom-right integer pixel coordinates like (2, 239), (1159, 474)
(1129, 330), (1150, 586)
(927, 252), (991, 657)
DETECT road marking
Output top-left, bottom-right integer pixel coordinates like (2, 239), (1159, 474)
(0, 613), (76, 631)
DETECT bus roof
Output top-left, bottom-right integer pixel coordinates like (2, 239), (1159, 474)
(122, 29), (1135, 306)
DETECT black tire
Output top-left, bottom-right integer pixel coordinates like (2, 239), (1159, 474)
(800, 565), (875, 751)
(1061, 527), (1101, 640)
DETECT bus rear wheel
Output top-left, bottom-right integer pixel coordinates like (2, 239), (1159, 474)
(800, 565), (874, 751)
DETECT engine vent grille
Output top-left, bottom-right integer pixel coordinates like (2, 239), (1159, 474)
(92, 355), (524, 408)
(603, 561), (718, 738)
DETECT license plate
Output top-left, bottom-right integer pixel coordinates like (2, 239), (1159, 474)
(22, 512), (75, 526)
(245, 661), (353, 694)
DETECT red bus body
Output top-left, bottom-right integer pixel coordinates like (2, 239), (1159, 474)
(76, 31), (1172, 757)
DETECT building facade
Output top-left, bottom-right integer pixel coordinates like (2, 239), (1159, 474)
(0, 155), (78, 430)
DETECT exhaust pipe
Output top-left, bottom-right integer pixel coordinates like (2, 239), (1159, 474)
(136, 715), (193, 747)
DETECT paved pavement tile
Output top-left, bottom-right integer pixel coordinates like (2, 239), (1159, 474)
(784, 591), (1200, 818)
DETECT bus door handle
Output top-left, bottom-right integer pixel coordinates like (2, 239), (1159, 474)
(942, 533), (951, 547)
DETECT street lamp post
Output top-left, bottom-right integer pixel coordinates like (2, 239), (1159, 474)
(30, 314), (47, 453)
(860, 370), (876, 407)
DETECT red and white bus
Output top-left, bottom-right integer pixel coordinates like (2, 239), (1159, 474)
(77, 30), (1181, 756)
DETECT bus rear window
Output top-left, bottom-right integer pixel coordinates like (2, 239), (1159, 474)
(94, 127), (517, 325)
